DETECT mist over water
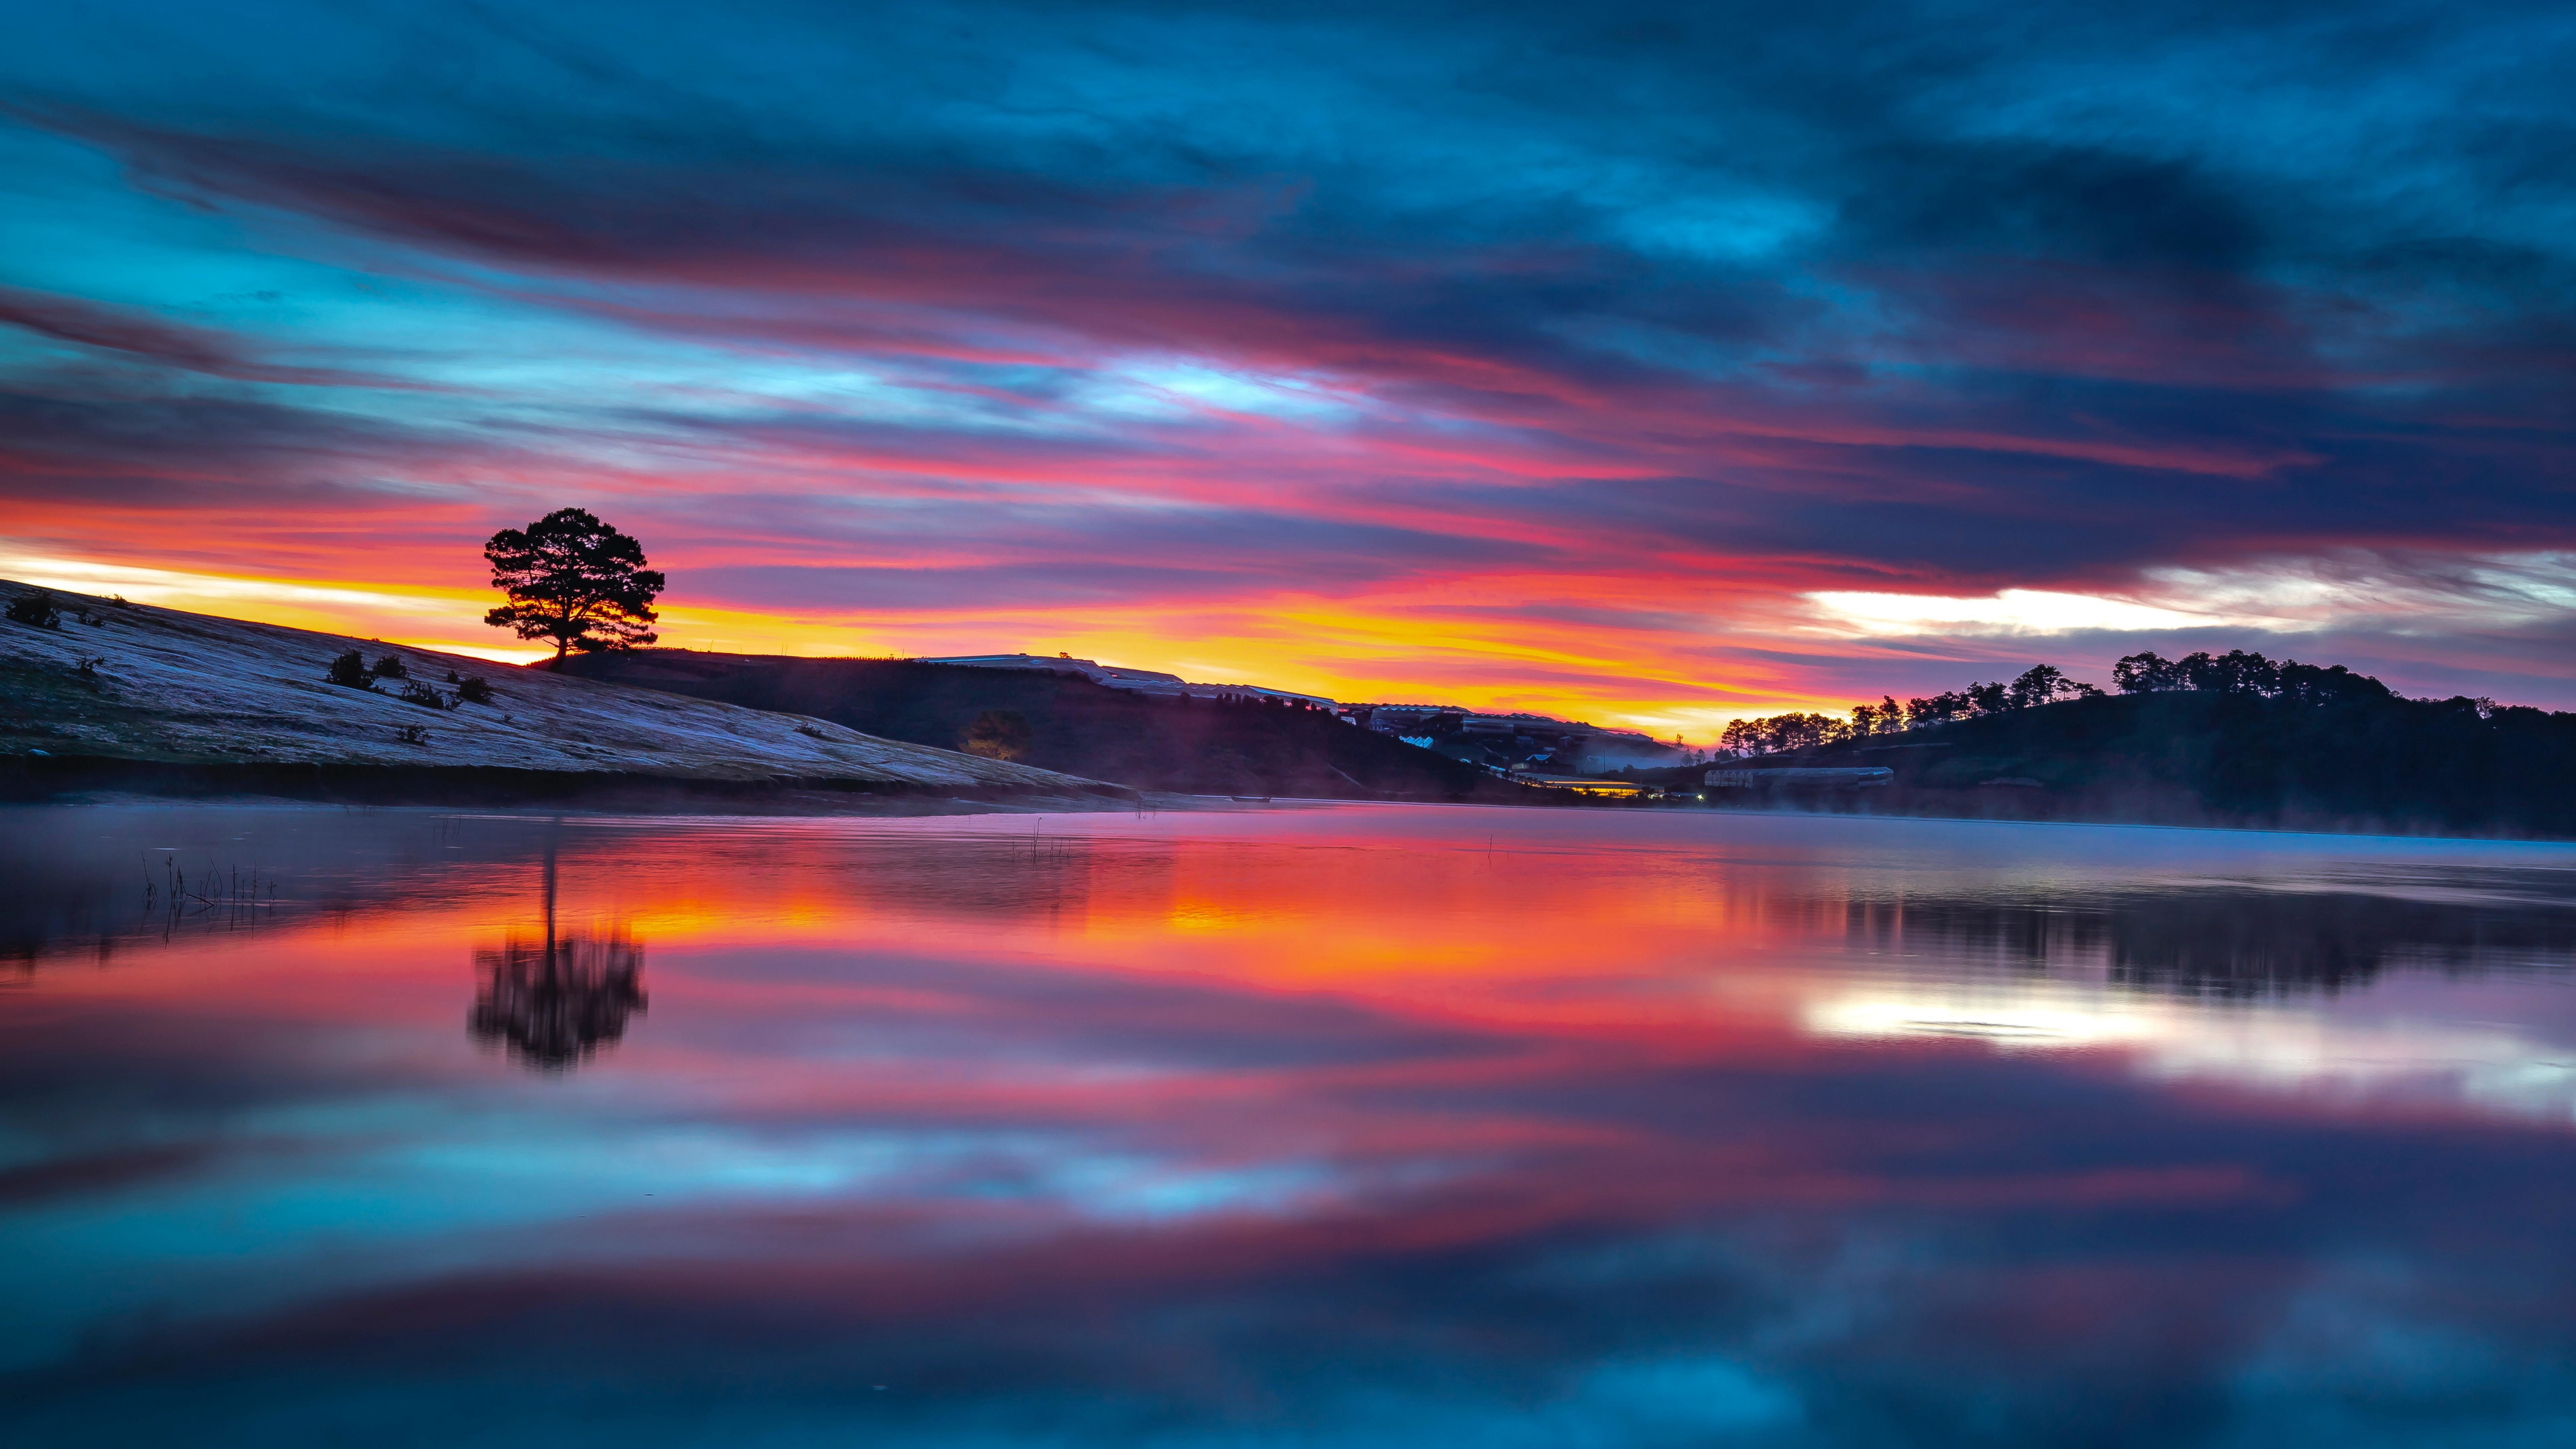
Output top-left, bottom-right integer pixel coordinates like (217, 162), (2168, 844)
(6, 803), (2576, 1446)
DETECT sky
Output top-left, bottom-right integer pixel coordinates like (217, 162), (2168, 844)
(3, 0), (2573, 736)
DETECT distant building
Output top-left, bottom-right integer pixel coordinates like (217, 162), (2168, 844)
(1338, 703), (1695, 773)
(920, 652), (1121, 677)
(1504, 772), (1658, 798)
(1563, 731), (1685, 773)
(1349, 704), (1465, 734)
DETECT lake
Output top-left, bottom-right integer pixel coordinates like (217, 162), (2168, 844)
(5, 802), (2576, 1447)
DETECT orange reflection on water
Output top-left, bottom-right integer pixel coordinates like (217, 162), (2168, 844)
(14, 804), (2576, 1445)
(21, 809), (2576, 1118)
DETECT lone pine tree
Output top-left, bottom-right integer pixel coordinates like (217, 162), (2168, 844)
(483, 508), (666, 659)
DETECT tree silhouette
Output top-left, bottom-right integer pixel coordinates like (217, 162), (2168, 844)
(467, 844), (646, 1071)
(482, 508), (666, 659)
(2113, 651), (2180, 693)
(469, 929), (648, 1070)
(2008, 664), (2084, 709)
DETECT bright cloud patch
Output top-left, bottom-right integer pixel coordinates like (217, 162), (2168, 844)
(1804, 589), (2209, 636)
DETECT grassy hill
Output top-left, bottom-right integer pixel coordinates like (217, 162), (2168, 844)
(554, 651), (1512, 800)
(1656, 686), (2576, 837)
(0, 582), (1115, 803)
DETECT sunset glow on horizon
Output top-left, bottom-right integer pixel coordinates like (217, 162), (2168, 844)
(6, 2), (2574, 733)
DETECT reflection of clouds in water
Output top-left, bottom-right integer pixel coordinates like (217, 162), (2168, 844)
(468, 930), (648, 1071)
(1267, 1353), (1802, 1448)
(1805, 978), (2576, 1123)
(1808, 882), (2576, 1121)
(14, 807), (2576, 1445)
(2230, 1257), (2576, 1442)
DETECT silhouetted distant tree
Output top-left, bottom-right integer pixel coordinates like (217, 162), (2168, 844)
(1851, 696), (1913, 736)
(2183, 649), (2281, 695)
(2007, 665), (2065, 709)
(2113, 651), (2181, 692)
(327, 649), (374, 689)
(2119, 649), (2359, 700)
(2273, 661), (2389, 707)
(483, 508), (666, 660)
(1719, 710), (1844, 756)
(2006, 664), (2096, 708)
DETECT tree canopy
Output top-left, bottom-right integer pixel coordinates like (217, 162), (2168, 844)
(1720, 651), (2391, 758)
(482, 508), (666, 659)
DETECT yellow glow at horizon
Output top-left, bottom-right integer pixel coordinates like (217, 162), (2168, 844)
(2, 549), (1865, 740)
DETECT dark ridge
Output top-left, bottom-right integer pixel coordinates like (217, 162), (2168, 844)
(1639, 688), (2576, 839)
(550, 652), (1512, 801)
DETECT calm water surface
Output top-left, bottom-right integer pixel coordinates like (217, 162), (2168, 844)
(5, 802), (2576, 1447)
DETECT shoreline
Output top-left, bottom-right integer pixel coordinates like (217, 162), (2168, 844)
(0, 753), (1148, 816)
(13, 754), (2573, 844)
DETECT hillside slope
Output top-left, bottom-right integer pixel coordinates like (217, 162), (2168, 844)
(555, 651), (1509, 800)
(1666, 688), (2576, 837)
(0, 583), (1109, 796)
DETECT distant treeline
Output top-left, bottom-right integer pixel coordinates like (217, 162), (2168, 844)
(1722, 649), (2408, 756)
(1702, 648), (2576, 837)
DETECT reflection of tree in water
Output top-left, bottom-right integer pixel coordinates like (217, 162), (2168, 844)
(468, 837), (646, 1070)
(1844, 890), (2576, 998)
(469, 929), (648, 1069)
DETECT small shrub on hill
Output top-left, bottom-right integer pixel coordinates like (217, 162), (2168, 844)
(371, 654), (409, 679)
(394, 724), (431, 746)
(327, 650), (375, 689)
(6, 591), (61, 629)
(399, 680), (451, 711)
(455, 675), (496, 704)
(961, 709), (1032, 761)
